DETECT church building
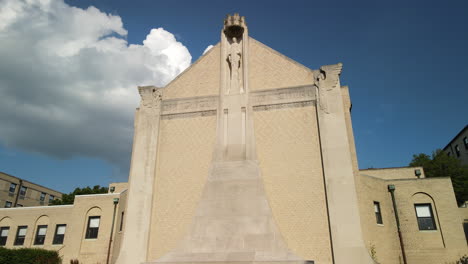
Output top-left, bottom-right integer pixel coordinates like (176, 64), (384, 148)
(0, 14), (466, 264)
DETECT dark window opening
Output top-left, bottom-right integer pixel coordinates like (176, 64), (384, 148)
(40, 192), (46, 201)
(14, 226), (27, 246)
(53, 224), (66, 245)
(415, 204), (437, 230)
(85, 216), (100, 239)
(455, 145), (461, 157)
(49, 195), (55, 204)
(464, 137), (468, 150)
(34, 225), (47, 245)
(374, 201), (383, 224)
(4, 201), (12, 208)
(0, 227), (9, 246)
(9, 183), (17, 194)
(119, 212), (124, 232)
(19, 186), (27, 199)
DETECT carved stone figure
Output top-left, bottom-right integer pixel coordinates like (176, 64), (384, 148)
(315, 63), (343, 114)
(138, 86), (162, 113)
(227, 37), (242, 94)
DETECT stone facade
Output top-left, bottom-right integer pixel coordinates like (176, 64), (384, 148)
(0, 14), (467, 264)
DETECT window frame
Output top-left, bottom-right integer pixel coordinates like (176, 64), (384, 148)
(34, 225), (47, 245)
(455, 145), (461, 157)
(374, 201), (383, 225)
(4, 201), (12, 208)
(40, 192), (46, 201)
(415, 203), (437, 231)
(19, 186), (27, 198)
(49, 195), (55, 204)
(9, 183), (17, 194)
(0, 226), (10, 246)
(52, 224), (66, 245)
(85, 216), (100, 239)
(14, 226), (27, 246)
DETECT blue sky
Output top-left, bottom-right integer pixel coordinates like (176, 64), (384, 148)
(0, 0), (467, 193)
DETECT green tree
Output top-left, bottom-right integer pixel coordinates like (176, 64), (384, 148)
(410, 149), (468, 205)
(50, 185), (108, 205)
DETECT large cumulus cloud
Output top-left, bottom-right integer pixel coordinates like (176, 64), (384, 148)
(0, 0), (192, 173)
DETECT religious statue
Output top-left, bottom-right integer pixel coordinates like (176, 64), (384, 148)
(227, 37), (242, 94)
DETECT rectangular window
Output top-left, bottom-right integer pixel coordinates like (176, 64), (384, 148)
(9, 183), (17, 194)
(374, 201), (383, 224)
(415, 204), (437, 230)
(85, 216), (100, 239)
(19, 186), (27, 198)
(40, 192), (46, 201)
(119, 212), (124, 232)
(0, 227), (9, 246)
(53, 224), (66, 245)
(455, 145), (461, 157)
(4, 201), (12, 208)
(34, 225), (47, 245)
(14, 226), (27, 246)
(49, 195), (55, 204)
(464, 137), (468, 149)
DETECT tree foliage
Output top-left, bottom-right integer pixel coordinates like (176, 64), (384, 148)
(50, 185), (108, 205)
(410, 149), (468, 205)
(0, 247), (61, 264)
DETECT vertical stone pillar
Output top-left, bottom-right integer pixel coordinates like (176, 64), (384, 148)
(315, 64), (374, 264)
(115, 86), (163, 264)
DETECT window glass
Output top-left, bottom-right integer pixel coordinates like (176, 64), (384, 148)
(4, 201), (12, 208)
(14, 226), (27, 246)
(119, 212), (124, 231)
(374, 201), (383, 224)
(415, 204), (437, 230)
(34, 225), (47, 245)
(9, 183), (16, 193)
(416, 206), (431, 217)
(19, 186), (27, 197)
(0, 227), (9, 246)
(53, 224), (66, 245)
(464, 137), (468, 149)
(40, 192), (46, 201)
(49, 195), (55, 203)
(85, 216), (100, 239)
(90, 217), (100, 228)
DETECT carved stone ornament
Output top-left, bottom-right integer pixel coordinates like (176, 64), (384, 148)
(223, 13), (246, 38)
(315, 63), (343, 114)
(138, 86), (163, 113)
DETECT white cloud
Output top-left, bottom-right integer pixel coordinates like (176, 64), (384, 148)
(203, 44), (214, 55)
(0, 0), (192, 175)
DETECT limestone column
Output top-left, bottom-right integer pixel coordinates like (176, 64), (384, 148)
(115, 86), (163, 264)
(315, 64), (375, 264)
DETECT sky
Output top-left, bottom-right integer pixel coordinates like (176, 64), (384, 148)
(0, 0), (467, 193)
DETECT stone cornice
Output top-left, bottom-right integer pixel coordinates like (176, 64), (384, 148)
(158, 85), (316, 118)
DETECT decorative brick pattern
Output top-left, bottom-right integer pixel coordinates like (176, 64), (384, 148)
(163, 44), (220, 99)
(249, 39), (314, 92)
(148, 115), (217, 259)
(253, 105), (332, 264)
